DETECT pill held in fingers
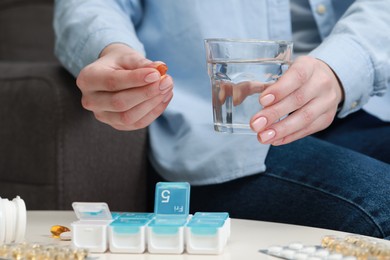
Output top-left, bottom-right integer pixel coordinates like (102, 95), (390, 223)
(156, 64), (168, 76)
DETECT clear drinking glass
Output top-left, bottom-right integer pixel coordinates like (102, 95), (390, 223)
(204, 39), (293, 134)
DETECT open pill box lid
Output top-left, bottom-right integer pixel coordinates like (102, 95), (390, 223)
(72, 202), (112, 221)
(154, 182), (190, 218)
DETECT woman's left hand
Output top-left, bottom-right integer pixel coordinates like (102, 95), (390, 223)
(250, 56), (344, 145)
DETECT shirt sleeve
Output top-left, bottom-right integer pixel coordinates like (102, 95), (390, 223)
(53, 0), (145, 77)
(309, 0), (390, 118)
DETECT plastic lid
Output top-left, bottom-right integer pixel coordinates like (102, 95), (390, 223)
(120, 213), (155, 219)
(3, 199), (13, 244)
(154, 182), (190, 217)
(13, 196), (26, 243)
(72, 202), (112, 221)
(110, 218), (149, 227)
(187, 218), (225, 228)
(0, 197), (5, 244)
(193, 212), (229, 220)
(148, 217), (188, 227)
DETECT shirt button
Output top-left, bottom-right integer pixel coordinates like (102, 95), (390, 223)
(351, 101), (359, 109)
(316, 4), (327, 15)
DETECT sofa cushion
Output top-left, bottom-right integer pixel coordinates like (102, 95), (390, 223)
(0, 0), (57, 62)
(0, 62), (148, 211)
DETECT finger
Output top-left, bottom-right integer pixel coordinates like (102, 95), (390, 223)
(218, 81), (233, 104)
(270, 112), (335, 146)
(116, 52), (153, 70)
(77, 66), (163, 93)
(82, 75), (173, 112)
(233, 81), (267, 106)
(259, 56), (315, 107)
(251, 81), (319, 132)
(256, 100), (334, 144)
(95, 90), (173, 130)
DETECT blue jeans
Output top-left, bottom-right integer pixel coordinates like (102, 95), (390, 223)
(148, 111), (390, 239)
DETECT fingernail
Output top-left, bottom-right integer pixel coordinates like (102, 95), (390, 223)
(144, 72), (160, 83)
(260, 129), (275, 143)
(163, 91), (173, 103)
(159, 76), (172, 91)
(260, 94), (275, 106)
(251, 117), (267, 132)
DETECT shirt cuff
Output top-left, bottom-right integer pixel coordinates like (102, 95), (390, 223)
(309, 35), (374, 118)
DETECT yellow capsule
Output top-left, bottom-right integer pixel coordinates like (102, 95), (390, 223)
(0, 244), (9, 256)
(50, 225), (71, 238)
(321, 235), (339, 248)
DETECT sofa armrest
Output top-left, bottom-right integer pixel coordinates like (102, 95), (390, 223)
(0, 62), (148, 211)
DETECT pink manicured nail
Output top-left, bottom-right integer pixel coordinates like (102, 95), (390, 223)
(144, 72), (160, 83)
(260, 94), (275, 106)
(251, 117), (267, 132)
(163, 91), (173, 103)
(159, 76), (172, 91)
(260, 129), (275, 142)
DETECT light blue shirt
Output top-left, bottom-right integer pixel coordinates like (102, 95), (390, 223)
(54, 0), (390, 185)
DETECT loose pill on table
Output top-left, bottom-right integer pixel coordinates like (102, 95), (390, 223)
(50, 225), (71, 238)
(59, 231), (72, 241)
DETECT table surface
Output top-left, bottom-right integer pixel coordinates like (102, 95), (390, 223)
(25, 211), (389, 260)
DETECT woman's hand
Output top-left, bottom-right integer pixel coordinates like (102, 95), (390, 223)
(250, 56), (344, 145)
(76, 43), (174, 131)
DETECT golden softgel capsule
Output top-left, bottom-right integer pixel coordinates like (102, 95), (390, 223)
(50, 225), (70, 238)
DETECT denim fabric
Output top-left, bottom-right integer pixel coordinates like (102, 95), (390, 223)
(148, 111), (390, 239)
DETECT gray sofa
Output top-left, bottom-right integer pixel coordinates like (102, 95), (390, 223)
(0, 0), (149, 211)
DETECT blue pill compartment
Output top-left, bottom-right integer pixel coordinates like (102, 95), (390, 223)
(147, 217), (188, 254)
(185, 213), (231, 254)
(154, 182), (190, 217)
(108, 216), (154, 253)
(147, 182), (191, 254)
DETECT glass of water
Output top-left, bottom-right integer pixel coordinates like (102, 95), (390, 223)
(204, 39), (293, 134)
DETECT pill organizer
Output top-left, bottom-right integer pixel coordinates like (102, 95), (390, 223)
(71, 182), (230, 255)
(71, 202), (113, 253)
(147, 182), (190, 254)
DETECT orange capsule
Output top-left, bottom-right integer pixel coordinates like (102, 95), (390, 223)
(156, 64), (168, 76)
(50, 225), (71, 238)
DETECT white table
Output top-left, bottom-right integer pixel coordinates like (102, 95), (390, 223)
(25, 211), (389, 260)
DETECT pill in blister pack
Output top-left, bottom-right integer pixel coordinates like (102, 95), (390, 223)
(260, 235), (390, 260)
(260, 243), (347, 260)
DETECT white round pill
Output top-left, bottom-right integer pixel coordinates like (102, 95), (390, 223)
(301, 246), (317, 254)
(313, 249), (329, 258)
(281, 249), (296, 259)
(267, 246), (283, 256)
(59, 231), (72, 241)
(328, 253), (343, 260)
(293, 252), (309, 260)
(289, 243), (304, 250)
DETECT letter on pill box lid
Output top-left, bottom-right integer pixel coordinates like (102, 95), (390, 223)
(154, 182), (190, 217)
(72, 202), (112, 220)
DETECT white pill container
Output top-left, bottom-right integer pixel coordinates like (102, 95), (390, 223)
(0, 196), (26, 245)
(71, 202), (113, 253)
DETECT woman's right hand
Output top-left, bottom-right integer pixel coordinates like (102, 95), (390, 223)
(76, 43), (174, 131)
